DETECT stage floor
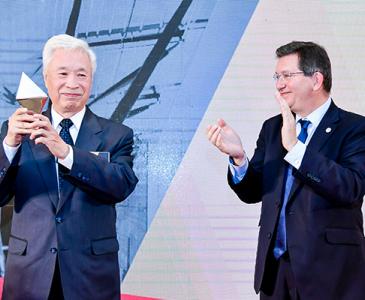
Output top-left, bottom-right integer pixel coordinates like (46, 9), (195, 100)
(0, 277), (159, 300)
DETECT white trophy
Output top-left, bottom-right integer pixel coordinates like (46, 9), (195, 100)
(16, 72), (48, 113)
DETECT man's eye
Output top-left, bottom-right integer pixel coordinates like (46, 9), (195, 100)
(59, 72), (67, 76)
(78, 73), (86, 78)
(282, 73), (290, 79)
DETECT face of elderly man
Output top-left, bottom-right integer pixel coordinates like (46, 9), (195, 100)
(44, 48), (93, 117)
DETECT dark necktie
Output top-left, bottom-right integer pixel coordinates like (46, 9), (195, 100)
(58, 119), (74, 194)
(59, 119), (74, 146)
(273, 119), (311, 259)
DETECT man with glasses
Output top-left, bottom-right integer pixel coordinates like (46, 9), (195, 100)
(207, 41), (365, 299)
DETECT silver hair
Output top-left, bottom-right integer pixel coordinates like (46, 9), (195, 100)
(42, 34), (96, 76)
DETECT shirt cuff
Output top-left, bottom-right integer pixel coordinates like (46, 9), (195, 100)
(229, 156), (249, 184)
(284, 141), (306, 169)
(2, 140), (20, 163)
(58, 146), (74, 170)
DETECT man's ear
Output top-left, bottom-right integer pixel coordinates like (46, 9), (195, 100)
(44, 73), (49, 89)
(312, 71), (324, 91)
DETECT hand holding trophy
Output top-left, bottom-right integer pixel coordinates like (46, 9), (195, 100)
(4, 72), (49, 147)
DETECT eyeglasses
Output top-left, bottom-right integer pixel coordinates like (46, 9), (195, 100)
(273, 71), (304, 82)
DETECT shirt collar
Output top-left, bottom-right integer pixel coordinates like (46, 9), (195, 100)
(51, 106), (86, 131)
(295, 96), (332, 128)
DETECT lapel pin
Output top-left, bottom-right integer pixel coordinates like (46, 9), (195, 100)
(325, 127), (332, 133)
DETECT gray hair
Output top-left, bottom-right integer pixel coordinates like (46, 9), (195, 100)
(42, 34), (96, 76)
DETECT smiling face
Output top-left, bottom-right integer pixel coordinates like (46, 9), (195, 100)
(44, 48), (92, 118)
(275, 53), (316, 116)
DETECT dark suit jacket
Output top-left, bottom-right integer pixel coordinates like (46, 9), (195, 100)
(228, 101), (365, 299)
(0, 106), (138, 300)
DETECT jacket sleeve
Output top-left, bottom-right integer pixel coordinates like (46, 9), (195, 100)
(0, 121), (18, 206)
(65, 127), (138, 205)
(297, 121), (365, 205)
(228, 121), (267, 204)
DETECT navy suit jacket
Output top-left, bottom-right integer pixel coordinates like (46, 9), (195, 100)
(0, 106), (138, 299)
(229, 102), (365, 299)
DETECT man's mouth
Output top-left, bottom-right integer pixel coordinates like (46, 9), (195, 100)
(280, 91), (291, 98)
(62, 93), (82, 98)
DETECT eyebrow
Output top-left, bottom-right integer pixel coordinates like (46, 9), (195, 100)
(56, 67), (89, 73)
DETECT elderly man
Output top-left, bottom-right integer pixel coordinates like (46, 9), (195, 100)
(208, 41), (365, 299)
(0, 34), (138, 299)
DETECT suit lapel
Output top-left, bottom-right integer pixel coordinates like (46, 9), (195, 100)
(29, 141), (59, 208)
(74, 107), (103, 151)
(273, 145), (288, 206)
(57, 107), (103, 210)
(265, 118), (288, 211)
(288, 101), (340, 201)
(27, 106), (59, 208)
(305, 102), (340, 153)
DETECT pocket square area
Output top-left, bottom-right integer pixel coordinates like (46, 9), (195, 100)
(90, 151), (110, 162)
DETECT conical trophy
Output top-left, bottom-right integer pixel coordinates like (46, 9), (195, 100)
(16, 72), (48, 113)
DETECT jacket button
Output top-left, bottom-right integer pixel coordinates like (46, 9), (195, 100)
(267, 232), (272, 239)
(55, 217), (63, 224)
(288, 210), (294, 215)
(50, 247), (58, 254)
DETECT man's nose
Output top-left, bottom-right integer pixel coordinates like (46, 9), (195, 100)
(65, 74), (79, 88)
(275, 78), (286, 90)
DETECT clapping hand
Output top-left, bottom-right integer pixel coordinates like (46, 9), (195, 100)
(206, 119), (246, 165)
(275, 91), (298, 151)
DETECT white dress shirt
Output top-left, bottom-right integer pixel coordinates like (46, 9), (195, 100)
(52, 106), (85, 169)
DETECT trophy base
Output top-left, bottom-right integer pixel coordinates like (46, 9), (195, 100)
(17, 98), (47, 114)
